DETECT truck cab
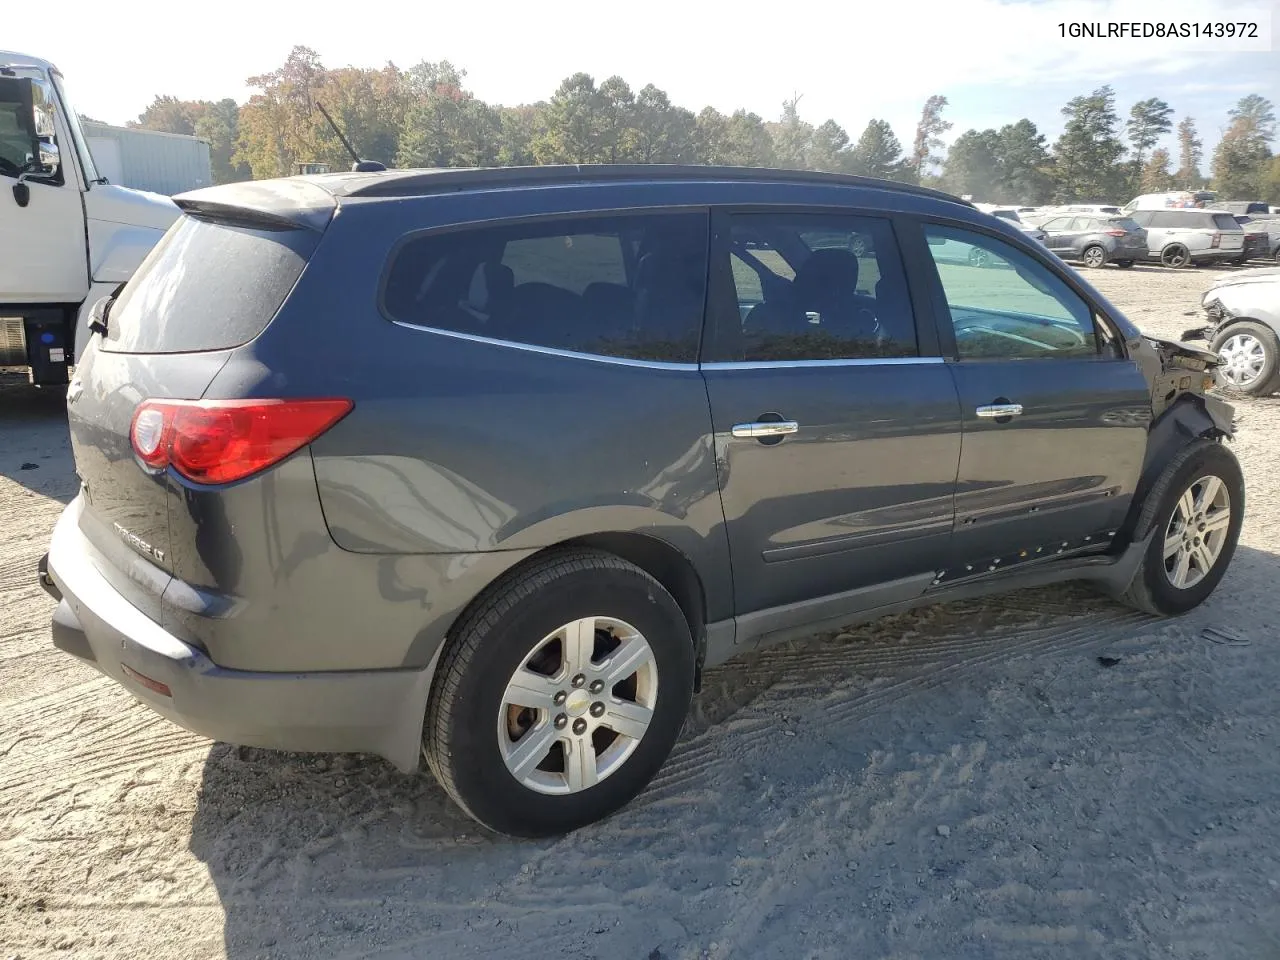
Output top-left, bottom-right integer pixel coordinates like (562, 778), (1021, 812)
(1, 51), (178, 386)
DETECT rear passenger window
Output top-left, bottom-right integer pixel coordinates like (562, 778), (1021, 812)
(383, 212), (708, 363)
(924, 225), (1102, 360)
(710, 214), (918, 362)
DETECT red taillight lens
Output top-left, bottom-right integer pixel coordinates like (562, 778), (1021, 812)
(1104, 229), (1126, 237)
(1211, 232), (1221, 248)
(130, 399), (353, 484)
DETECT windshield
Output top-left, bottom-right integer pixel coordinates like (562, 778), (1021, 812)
(50, 70), (98, 184)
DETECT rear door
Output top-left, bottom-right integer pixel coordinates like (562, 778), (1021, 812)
(66, 212), (322, 618)
(917, 222), (1151, 576)
(701, 209), (962, 626)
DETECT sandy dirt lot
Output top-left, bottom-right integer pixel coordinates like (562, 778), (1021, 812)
(3, 264), (1279, 959)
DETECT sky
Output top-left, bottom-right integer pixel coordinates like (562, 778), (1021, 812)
(7, 0), (1278, 160)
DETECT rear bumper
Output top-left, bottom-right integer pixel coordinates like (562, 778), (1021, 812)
(44, 506), (433, 772)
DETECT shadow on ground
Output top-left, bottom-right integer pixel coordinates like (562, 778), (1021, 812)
(0, 373), (75, 503)
(189, 544), (1280, 959)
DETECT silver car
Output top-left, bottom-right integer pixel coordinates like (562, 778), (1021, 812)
(1183, 267), (1280, 395)
(1128, 209), (1246, 268)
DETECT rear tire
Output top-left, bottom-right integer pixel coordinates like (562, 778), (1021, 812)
(1081, 244), (1107, 268)
(423, 549), (695, 837)
(1161, 244), (1190, 268)
(1211, 320), (1280, 396)
(1115, 259), (1135, 268)
(1120, 441), (1243, 616)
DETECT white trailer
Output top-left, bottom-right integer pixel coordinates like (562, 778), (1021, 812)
(82, 121), (212, 196)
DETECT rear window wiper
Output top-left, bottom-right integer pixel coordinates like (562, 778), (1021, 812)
(88, 282), (127, 337)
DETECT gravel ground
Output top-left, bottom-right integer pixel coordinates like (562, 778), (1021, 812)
(3, 264), (1280, 960)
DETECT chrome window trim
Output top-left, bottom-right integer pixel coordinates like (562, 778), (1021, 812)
(388, 319), (701, 371)
(702, 356), (945, 371)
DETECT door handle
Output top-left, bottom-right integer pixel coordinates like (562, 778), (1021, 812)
(731, 420), (799, 439)
(975, 403), (1023, 418)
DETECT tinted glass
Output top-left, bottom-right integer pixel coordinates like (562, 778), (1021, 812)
(715, 213), (917, 362)
(1070, 218), (1092, 230)
(1109, 218), (1142, 232)
(104, 216), (317, 354)
(1129, 211), (1153, 226)
(1212, 213), (1239, 230)
(384, 212), (708, 363)
(924, 225), (1098, 360)
(1040, 217), (1070, 231)
(0, 99), (30, 173)
(1150, 212), (1185, 228)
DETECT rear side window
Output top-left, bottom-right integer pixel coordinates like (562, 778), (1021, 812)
(1211, 213), (1239, 230)
(383, 212), (708, 363)
(1150, 212), (1186, 228)
(710, 213), (918, 362)
(104, 216), (317, 354)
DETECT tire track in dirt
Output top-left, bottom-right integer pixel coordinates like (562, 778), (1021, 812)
(645, 606), (1150, 802)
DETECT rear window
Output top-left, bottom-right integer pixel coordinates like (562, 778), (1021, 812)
(1212, 213), (1239, 231)
(382, 211), (709, 363)
(1109, 218), (1142, 231)
(103, 216), (316, 354)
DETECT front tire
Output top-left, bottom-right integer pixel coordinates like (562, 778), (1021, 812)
(424, 549), (695, 837)
(1211, 320), (1280, 396)
(1120, 441), (1243, 616)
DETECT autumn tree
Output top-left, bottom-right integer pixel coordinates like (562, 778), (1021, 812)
(909, 94), (951, 181)
(134, 95), (250, 183)
(1212, 95), (1276, 198)
(1140, 148), (1173, 193)
(770, 95), (812, 170)
(1174, 116), (1203, 189)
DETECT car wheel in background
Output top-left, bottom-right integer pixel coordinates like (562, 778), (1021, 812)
(1081, 244), (1107, 268)
(423, 549), (696, 836)
(1120, 440), (1244, 616)
(1211, 320), (1280, 396)
(1115, 259), (1135, 268)
(1160, 244), (1191, 268)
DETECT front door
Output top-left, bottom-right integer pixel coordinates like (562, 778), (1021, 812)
(0, 76), (86, 303)
(701, 210), (963, 622)
(919, 223), (1151, 575)
(1038, 216), (1079, 257)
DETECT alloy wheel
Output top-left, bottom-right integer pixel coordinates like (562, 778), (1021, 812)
(1162, 475), (1232, 589)
(497, 616), (658, 795)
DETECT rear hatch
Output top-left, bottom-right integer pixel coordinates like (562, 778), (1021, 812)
(1210, 212), (1244, 251)
(66, 183), (332, 619)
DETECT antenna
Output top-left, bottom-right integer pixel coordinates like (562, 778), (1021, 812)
(314, 101), (360, 166)
(314, 100), (386, 172)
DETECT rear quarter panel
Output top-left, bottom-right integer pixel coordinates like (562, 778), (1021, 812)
(202, 188), (734, 622)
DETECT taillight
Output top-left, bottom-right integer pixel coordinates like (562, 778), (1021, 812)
(130, 399), (353, 484)
(1104, 229), (1126, 237)
(1211, 232), (1221, 248)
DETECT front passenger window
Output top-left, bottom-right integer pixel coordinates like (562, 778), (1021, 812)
(924, 225), (1100, 360)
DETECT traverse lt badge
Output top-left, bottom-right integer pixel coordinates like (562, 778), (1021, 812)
(113, 522), (165, 563)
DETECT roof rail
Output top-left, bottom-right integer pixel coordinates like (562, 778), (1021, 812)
(341, 164), (973, 207)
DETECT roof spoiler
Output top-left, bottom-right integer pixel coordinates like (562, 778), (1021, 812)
(174, 179), (336, 233)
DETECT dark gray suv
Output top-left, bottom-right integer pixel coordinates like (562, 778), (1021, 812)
(41, 166), (1244, 836)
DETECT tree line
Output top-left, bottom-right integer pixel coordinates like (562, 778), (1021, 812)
(128, 46), (1280, 205)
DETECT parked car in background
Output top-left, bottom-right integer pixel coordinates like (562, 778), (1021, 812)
(1059, 204), (1123, 216)
(1236, 215), (1280, 262)
(974, 204), (1048, 244)
(1037, 214), (1148, 268)
(1124, 191), (1218, 212)
(1183, 267), (1280, 395)
(1234, 217), (1271, 264)
(1219, 201), (1271, 217)
(1128, 209), (1245, 268)
(41, 165), (1243, 837)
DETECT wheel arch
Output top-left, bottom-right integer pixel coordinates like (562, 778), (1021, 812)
(1116, 397), (1233, 545)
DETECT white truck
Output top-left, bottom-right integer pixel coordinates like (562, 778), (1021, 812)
(1, 50), (178, 386)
